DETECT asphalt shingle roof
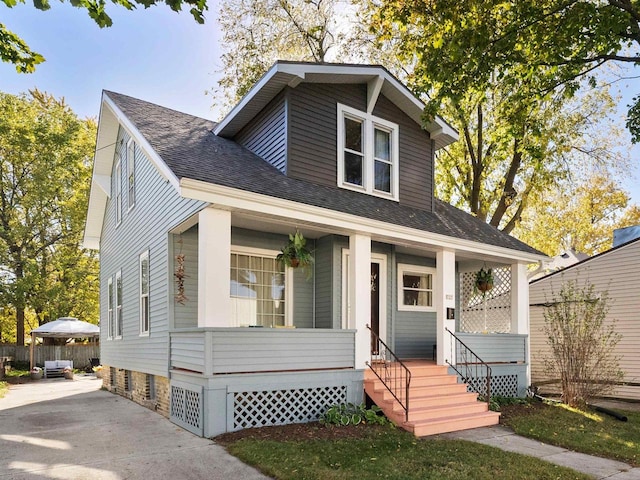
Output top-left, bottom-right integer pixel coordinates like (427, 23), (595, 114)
(106, 91), (542, 256)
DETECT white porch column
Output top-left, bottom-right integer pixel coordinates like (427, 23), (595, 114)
(348, 233), (371, 370)
(436, 249), (456, 366)
(197, 207), (231, 328)
(510, 263), (529, 334)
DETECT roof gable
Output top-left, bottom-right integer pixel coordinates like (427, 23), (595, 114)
(213, 61), (458, 150)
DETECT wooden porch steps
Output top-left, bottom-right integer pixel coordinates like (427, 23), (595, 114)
(364, 361), (500, 437)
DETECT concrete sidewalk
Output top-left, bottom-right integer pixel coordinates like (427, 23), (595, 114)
(440, 425), (640, 479)
(0, 375), (270, 480)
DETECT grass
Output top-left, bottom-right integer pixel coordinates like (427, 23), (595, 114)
(223, 425), (590, 480)
(501, 400), (640, 467)
(0, 381), (7, 399)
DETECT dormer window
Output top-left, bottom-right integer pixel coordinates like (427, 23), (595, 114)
(337, 103), (399, 200)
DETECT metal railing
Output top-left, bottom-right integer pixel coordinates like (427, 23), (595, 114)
(445, 327), (492, 406)
(366, 325), (411, 422)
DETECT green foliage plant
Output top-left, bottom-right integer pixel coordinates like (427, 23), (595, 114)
(319, 402), (389, 427)
(276, 230), (313, 278)
(474, 267), (494, 295)
(542, 278), (624, 407)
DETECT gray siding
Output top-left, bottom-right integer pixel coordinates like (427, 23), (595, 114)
(100, 127), (206, 377)
(287, 83), (365, 187)
(394, 253), (437, 359)
(172, 226), (198, 329)
(287, 84), (434, 211)
(314, 235), (334, 329)
(170, 328), (356, 374)
(455, 333), (527, 363)
(529, 240), (640, 400)
(235, 91), (287, 173)
(372, 95), (433, 211)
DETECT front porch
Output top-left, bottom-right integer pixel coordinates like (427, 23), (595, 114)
(166, 206), (537, 436)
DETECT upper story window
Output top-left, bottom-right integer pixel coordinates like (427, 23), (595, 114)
(127, 139), (136, 210)
(139, 250), (150, 335)
(115, 153), (122, 226)
(398, 264), (436, 312)
(337, 103), (399, 200)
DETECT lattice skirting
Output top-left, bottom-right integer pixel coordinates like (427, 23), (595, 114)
(466, 374), (519, 398)
(232, 385), (347, 431)
(170, 381), (203, 436)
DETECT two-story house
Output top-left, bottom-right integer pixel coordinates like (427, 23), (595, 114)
(84, 61), (546, 437)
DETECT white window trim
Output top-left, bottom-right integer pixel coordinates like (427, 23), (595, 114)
(115, 155), (122, 227)
(337, 103), (400, 201)
(139, 250), (150, 336)
(230, 246), (292, 327)
(127, 138), (136, 212)
(397, 263), (436, 312)
(107, 276), (113, 340)
(115, 269), (123, 339)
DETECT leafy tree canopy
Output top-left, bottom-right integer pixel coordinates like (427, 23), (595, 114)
(1, 0), (208, 72)
(0, 90), (98, 345)
(372, 0), (640, 141)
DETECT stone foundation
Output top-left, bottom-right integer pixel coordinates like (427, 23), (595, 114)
(101, 364), (169, 418)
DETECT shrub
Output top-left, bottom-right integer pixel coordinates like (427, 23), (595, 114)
(542, 278), (624, 407)
(319, 402), (389, 426)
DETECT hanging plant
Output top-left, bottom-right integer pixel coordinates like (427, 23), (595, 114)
(276, 230), (313, 271)
(474, 267), (494, 295)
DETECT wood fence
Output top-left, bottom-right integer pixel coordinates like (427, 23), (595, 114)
(0, 345), (100, 369)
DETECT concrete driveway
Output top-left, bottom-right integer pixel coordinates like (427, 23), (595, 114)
(0, 375), (270, 480)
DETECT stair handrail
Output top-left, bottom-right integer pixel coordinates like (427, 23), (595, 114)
(366, 325), (411, 422)
(445, 327), (492, 406)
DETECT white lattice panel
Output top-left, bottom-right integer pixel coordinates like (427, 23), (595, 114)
(460, 266), (512, 333)
(466, 374), (519, 398)
(170, 382), (203, 436)
(232, 386), (347, 430)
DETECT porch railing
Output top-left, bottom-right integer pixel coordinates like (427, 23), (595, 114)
(445, 327), (492, 406)
(366, 325), (411, 422)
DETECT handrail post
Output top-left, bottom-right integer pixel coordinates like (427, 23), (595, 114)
(366, 325), (411, 422)
(445, 328), (492, 407)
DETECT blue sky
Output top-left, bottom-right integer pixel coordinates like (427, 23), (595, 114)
(1, 3), (639, 205)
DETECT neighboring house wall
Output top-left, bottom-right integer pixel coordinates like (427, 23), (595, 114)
(235, 90), (287, 173)
(286, 84), (434, 211)
(529, 239), (640, 400)
(100, 126), (205, 377)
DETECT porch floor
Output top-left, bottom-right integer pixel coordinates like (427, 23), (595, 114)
(364, 360), (500, 437)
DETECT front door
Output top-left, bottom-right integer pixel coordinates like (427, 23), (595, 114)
(370, 262), (380, 354)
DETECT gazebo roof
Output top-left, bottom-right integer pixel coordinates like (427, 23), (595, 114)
(31, 317), (100, 338)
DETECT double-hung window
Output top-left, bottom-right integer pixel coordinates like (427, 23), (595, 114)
(107, 277), (114, 339)
(139, 250), (149, 335)
(230, 248), (287, 327)
(127, 139), (136, 210)
(115, 154), (122, 226)
(115, 270), (123, 338)
(398, 264), (436, 311)
(338, 104), (399, 200)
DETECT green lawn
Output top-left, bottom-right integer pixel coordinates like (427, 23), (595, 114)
(221, 425), (590, 480)
(0, 381), (7, 399)
(500, 401), (640, 467)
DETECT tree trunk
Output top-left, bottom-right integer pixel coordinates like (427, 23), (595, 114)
(16, 307), (25, 346)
